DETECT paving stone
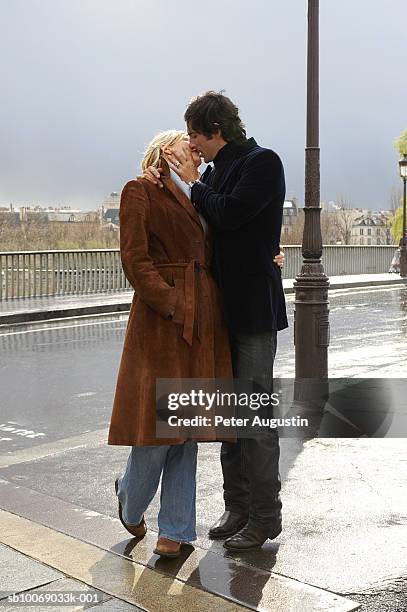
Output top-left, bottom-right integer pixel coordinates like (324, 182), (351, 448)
(0, 577), (110, 611)
(0, 543), (62, 598)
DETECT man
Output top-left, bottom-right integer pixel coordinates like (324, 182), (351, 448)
(147, 91), (288, 551)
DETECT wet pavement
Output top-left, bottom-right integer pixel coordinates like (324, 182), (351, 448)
(1, 285), (407, 611)
(0, 274), (405, 326)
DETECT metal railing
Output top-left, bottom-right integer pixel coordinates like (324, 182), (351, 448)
(282, 245), (396, 279)
(0, 246), (398, 300)
(0, 249), (130, 300)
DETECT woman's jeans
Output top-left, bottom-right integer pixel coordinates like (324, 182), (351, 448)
(116, 441), (198, 542)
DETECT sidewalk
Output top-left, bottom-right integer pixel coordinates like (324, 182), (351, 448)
(0, 274), (406, 326)
(0, 491), (360, 612)
(3, 437), (407, 611)
(0, 542), (140, 611)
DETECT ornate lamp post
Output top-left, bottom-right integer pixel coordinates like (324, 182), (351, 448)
(294, 0), (330, 381)
(399, 156), (407, 278)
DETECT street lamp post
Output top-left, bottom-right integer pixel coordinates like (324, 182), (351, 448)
(399, 156), (407, 278)
(294, 0), (330, 381)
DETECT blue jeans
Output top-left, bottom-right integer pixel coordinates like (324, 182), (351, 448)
(116, 441), (197, 542)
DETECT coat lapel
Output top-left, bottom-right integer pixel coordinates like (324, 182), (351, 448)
(161, 174), (204, 232)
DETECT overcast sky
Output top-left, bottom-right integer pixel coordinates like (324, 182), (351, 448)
(1, 0), (406, 211)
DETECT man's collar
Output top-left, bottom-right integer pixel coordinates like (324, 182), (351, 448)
(213, 137), (258, 167)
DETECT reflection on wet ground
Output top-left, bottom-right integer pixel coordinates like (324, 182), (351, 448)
(0, 313), (128, 353)
(0, 287), (406, 607)
(277, 285), (407, 376)
(1, 286), (406, 364)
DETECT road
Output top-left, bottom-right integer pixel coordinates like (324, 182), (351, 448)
(0, 285), (407, 611)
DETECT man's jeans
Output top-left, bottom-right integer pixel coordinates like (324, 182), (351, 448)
(116, 441), (197, 542)
(221, 329), (282, 531)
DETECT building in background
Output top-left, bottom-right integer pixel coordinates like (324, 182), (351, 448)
(351, 213), (392, 245)
(0, 203), (100, 224)
(282, 198), (299, 240)
(100, 192), (120, 231)
(102, 192), (120, 210)
(45, 208), (100, 223)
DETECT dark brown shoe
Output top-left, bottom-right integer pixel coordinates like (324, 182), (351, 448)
(224, 521), (282, 551)
(153, 537), (181, 558)
(114, 478), (147, 538)
(208, 511), (248, 539)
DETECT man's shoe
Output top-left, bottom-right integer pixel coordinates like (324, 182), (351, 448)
(114, 478), (147, 538)
(224, 521), (282, 551)
(153, 537), (181, 558)
(208, 511), (249, 539)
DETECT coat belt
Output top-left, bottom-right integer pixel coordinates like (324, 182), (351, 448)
(155, 260), (207, 346)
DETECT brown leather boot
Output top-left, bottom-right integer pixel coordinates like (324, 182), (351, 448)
(153, 537), (181, 558)
(115, 478), (147, 538)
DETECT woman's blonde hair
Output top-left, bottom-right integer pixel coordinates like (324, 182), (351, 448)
(141, 130), (186, 172)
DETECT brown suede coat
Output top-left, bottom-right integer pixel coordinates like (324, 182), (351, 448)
(108, 169), (232, 446)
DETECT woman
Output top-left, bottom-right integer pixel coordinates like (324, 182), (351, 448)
(108, 130), (233, 558)
(389, 238), (402, 273)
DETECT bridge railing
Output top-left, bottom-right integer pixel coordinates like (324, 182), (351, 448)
(0, 245), (397, 300)
(0, 249), (130, 300)
(282, 245), (396, 279)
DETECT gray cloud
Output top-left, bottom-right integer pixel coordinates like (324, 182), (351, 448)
(1, 0), (405, 210)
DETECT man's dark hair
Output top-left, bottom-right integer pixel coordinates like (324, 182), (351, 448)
(184, 90), (246, 143)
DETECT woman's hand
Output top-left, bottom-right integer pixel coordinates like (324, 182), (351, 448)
(162, 142), (199, 184)
(274, 246), (285, 269)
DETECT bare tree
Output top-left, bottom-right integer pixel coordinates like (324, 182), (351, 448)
(389, 185), (402, 214)
(332, 196), (355, 245)
(0, 215), (119, 251)
(281, 210), (304, 245)
(282, 207), (348, 245)
(320, 211), (341, 244)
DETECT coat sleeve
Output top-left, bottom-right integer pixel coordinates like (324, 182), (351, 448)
(192, 150), (285, 230)
(119, 180), (182, 320)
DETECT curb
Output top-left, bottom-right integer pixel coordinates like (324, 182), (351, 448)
(0, 278), (406, 326)
(283, 277), (407, 294)
(0, 302), (131, 326)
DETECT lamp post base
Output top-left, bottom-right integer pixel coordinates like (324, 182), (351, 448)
(294, 263), (330, 380)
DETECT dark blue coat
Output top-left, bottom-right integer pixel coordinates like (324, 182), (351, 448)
(191, 137), (288, 332)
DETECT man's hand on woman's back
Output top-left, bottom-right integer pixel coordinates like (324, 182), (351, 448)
(143, 166), (164, 188)
(274, 247), (285, 269)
